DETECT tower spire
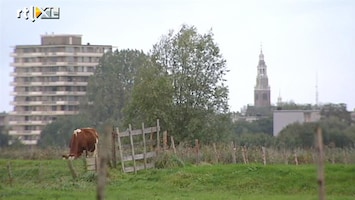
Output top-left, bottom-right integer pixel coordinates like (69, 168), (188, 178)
(259, 42), (264, 61)
(254, 45), (270, 107)
(316, 71), (319, 109)
(277, 89), (282, 106)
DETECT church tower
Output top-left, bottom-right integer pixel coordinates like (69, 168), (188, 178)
(254, 47), (271, 107)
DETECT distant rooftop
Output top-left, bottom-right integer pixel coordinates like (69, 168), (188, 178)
(41, 34), (82, 45)
(13, 33), (112, 48)
(273, 110), (320, 113)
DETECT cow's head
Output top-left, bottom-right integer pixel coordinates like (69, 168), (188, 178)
(62, 129), (82, 160)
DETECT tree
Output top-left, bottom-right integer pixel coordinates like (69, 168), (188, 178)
(344, 125), (355, 147)
(320, 103), (351, 125)
(254, 117), (273, 135)
(38, 114), (92, 148)
(232, 117), (273, 136)
(0, 127), (9, 147)
(151, 24), (230, 143)
(277, 122), (317, 149)
(81, 49), (151, 125)
(277, 116), (353, 149)
(123, 62), (174, 129)
(319, 116), (352, 148)
(277, 101), (313, 110)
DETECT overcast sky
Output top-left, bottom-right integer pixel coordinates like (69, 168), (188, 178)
(1, 0), (354, 113)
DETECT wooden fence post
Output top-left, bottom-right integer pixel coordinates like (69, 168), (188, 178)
(171, 136), (176, 154)
(213, 143), (218, 164)
(242, 146), (248, 164)
(283, 149), (289, 165)
(262, 146), (267, 165)
(156, 119), (160, 152)
(231, 141), (236, 164)
(7, 161), (13, 186)
(343, 149), (348, 164)
(38, 162), (43, 182)
(128, 124), (137, 174)
(111, 127), (117, 169)
(195, 139), (200, 165)
(149, 130), (154, 152)
(142, 123), (147, 170)
(163, 131), (168, 150)
(316, 127), (326, 200)
(96, 126), (110, 200)
(116, 127), (125, 172)
(294, 150), (299, 165)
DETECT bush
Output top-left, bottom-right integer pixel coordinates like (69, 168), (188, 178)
(155, 151), (185, 169)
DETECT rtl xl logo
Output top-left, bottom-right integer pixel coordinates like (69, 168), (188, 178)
(17, 6), (60, 22)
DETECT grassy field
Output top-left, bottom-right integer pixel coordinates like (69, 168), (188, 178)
(0, 159), (354, 200)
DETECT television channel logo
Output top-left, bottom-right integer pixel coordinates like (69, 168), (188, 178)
(17, 6), (60, 22)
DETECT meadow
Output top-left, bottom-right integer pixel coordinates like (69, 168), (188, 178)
(1, 158), (354, 200)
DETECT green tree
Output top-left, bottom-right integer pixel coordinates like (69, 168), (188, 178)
(277, 117), (352, 149)
(81, 49), (151, 125)
(151, 24), (230, 143)
(277, 122), (317, 149)
(254, 117), (273, 135)
(277, 101), (313, 110)
(0, 126), (9, 147)
(38, 114), (92, 148)
(123, 62), (174, 129)
(232, 117), (273, 136)
(320, 103), (351, 125)
(344, 125), (355, 147)
(232, 120), (252, 136)
(319, 116), (352, 147)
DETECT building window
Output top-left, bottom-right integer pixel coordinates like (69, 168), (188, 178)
(68, 66), (74, 72)
(66, 47), (74, 53)
(50, 57), (57, 62)
(255, 94), (258, 100)
(67, 56), (74, 62)
(87, 67), (94, 72)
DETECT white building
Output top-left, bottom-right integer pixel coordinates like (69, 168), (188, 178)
(273, 110), (321, 136)
(9, 34), (112, 145)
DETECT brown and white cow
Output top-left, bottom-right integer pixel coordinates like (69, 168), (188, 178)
(62, 128), (99, 160)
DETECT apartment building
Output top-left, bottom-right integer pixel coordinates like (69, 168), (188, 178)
(9, 34), (112, 145)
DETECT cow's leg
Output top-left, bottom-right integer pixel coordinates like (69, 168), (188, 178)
(93, 138), (98, 158)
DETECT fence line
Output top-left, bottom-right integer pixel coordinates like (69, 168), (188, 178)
(113, 119), (160, 173)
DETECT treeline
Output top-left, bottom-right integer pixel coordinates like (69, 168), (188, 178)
(232, 103), (355, 148)
(38, 24), (231, 147)
(1, 24), (354, 149)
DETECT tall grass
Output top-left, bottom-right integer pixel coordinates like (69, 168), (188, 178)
(1, 159), (354, 200)
(1, 144), (354, 165)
